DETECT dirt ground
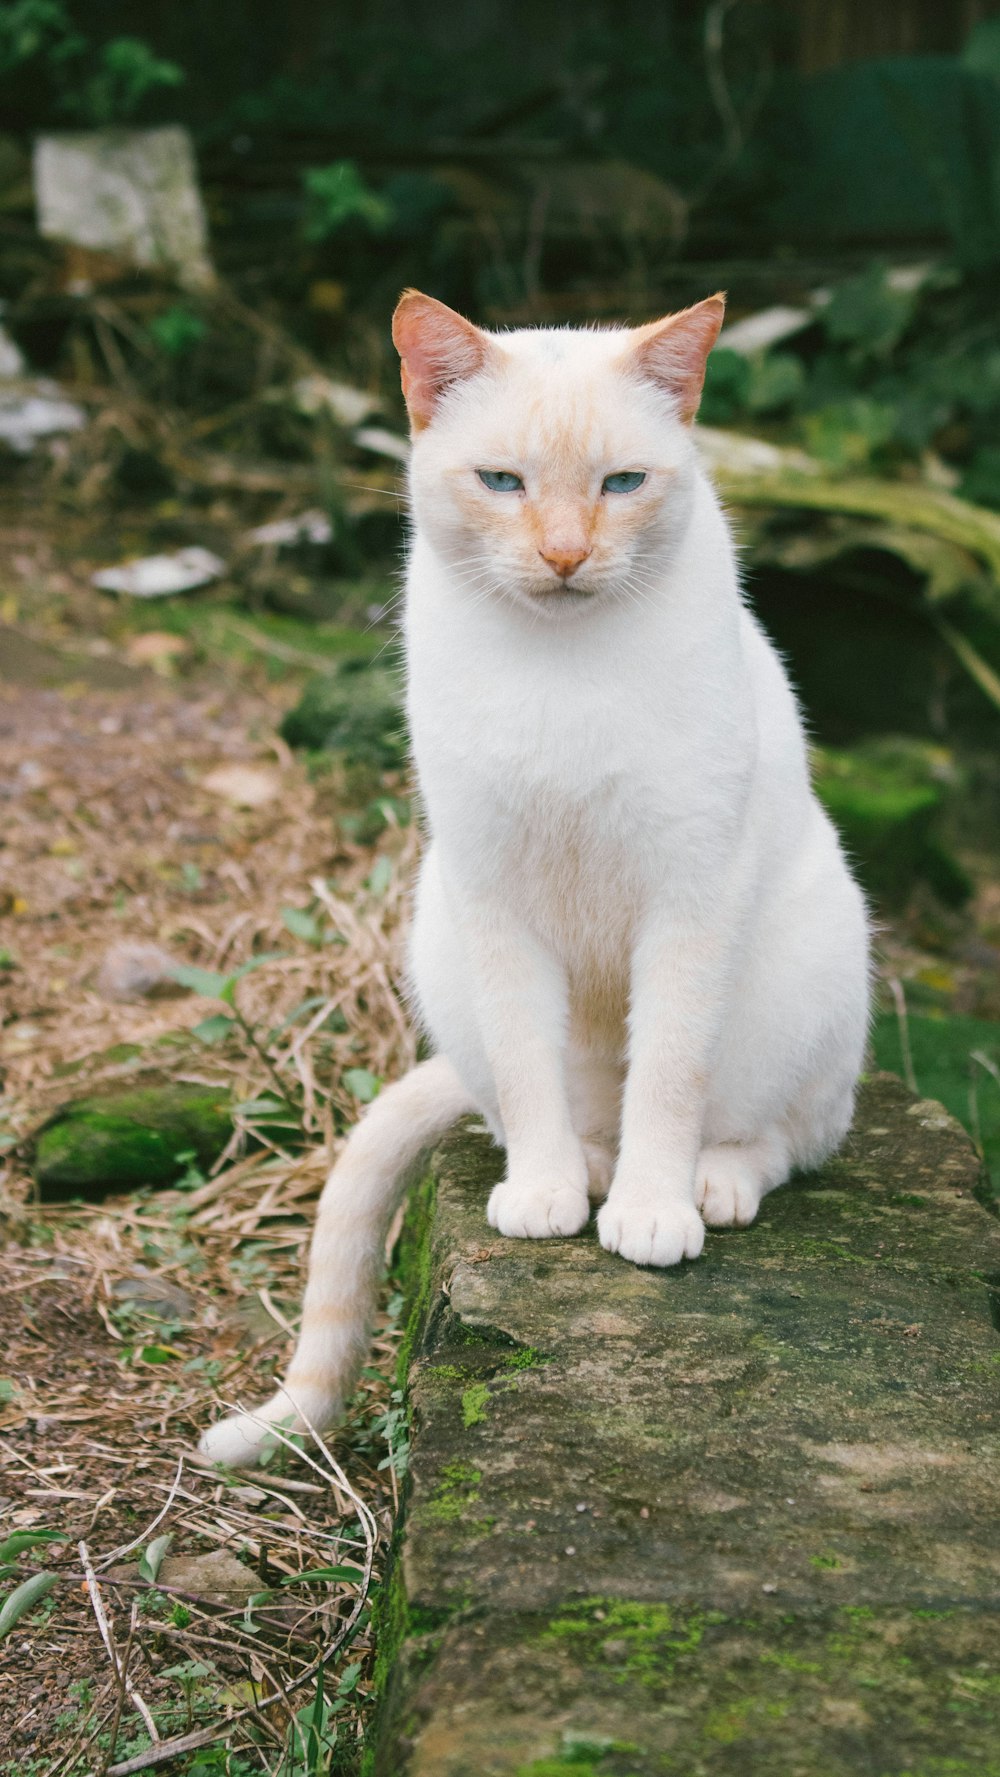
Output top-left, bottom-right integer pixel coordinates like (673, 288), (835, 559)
(0, 500), (415, 1775)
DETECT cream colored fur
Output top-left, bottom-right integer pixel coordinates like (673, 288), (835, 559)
(200, 292), (870, 1468)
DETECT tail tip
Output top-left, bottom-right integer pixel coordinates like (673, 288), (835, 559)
(197, 1410), (274, 1470)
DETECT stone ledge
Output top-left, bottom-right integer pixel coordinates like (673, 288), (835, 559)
(368, 1074), (1000, 1777)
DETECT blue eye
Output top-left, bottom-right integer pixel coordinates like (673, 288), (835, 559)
(602, 471), (646, 494)
(477, 469), (524, 492)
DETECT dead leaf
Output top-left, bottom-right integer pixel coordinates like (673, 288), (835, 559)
(125, 631), (191, 665)
(202, 764), (281, 808)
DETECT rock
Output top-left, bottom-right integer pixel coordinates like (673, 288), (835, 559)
(354, 424), (410, 463)
(33, 127), (214, 292)
(92, 546), (225, 598)
(368, 1075), (1000, 1776)
(123, 631), (192, 668)
(245, 509), (333, 549)
(0, 321), (26, 378)
(33, 1082), (231, 1197)
(813, 736), (971, 907)
(292, 374), (379, 427)
(111, 1270), (194, 1320)
(0, 379), (86, 454)
(158, 1549), (257, 1608)
(202, 763), (281, 808)
(280, 661), (405, 768)
(96, 939), (181, 1000)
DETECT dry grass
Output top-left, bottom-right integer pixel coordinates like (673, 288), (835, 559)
(0, 646), (418, 1773)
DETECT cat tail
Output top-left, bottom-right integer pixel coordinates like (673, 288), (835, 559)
(198, 1054), (473, 1468)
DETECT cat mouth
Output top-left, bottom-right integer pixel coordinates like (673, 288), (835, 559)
(526, 578), (597, 605)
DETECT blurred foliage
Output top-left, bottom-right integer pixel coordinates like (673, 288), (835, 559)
(703, 264), (1000, 502)
(872, 1010), (1000, 1203)
(301, 161), (394, 244)
(0, 0), (183, 126)
(813, 739), (970, 909)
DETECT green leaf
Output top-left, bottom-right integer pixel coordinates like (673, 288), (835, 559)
(337, 1660), (363, 1695)
(169, 963), (233, 1001)
(745, 351), (805, 415)
(229, 952), (286, 982)
(273, 996), (328, 1035)
(0, 1378), (15, 1403)
(342, 1068), (380, 1103)
(135, 1344), (181, 1365)
(281, 907), (322, 945)
(236, 1095), (294, 1118)
(366, 855), (393, 897)
(279, 1564), (364, 1586)
(192, 1014), (236, 1045)
(138, 1533), (172, 1584)
(171, 953), (285, 1005)
(302, 160), (393, 242)
(0, 1571), (57, 1637)
(148, 307), (206, 359)
(0, 1529), (61, 1566)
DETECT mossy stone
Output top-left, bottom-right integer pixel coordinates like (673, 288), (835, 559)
(279, 659), (405, 768)
(369, 1077), (1000, 1775)
(33, 1081), (232, 1197)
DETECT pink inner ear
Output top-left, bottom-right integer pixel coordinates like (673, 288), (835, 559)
(631, 295), (726, 425)
(392, 293), (489, 429)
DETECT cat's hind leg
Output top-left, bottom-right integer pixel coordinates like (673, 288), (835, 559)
(695, 1127), (791, 1228)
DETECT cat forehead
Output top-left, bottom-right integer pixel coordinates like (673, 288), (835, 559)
(497, 323), (632, 368)
(440, 328), (682, 461)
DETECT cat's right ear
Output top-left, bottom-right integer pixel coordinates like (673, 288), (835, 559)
(392, 291), (491, 431)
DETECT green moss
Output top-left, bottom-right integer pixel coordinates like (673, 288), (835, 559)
(33, 1083), (231, 1196)
(503, 1346), (547, 1371)
(394, 1173), (437, 1388)
(461, 1382), (490, 1427)
(514, 1763), (601, 1776)
(424, 1461), (482, 1523)
(424, 1363), (470, 1384)
(369, 1551), (409, 1703)
(540, 1600), (705, 1688)
(280, 660), (405, 767)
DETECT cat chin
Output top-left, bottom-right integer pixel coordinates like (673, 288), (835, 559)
(515, 582), (602, 617)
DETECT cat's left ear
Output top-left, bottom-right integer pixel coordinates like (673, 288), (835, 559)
(627, 293), (726, 425)
(392, 290), (494, 431)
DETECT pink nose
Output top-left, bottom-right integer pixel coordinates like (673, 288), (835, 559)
(539, 544), (591, 579)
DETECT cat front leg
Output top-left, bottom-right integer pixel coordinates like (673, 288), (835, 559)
(459, 902), (590, 1238)
(598, 896), (736, 1267)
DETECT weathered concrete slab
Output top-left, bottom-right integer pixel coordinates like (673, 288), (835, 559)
(369, 1075), (1000, 1777)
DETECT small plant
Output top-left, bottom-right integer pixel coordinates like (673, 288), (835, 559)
(0, 3), (185, 127)
(148, 307), (207, 359)
(302, 161), (393, 243)
(72, 34), (184, 125)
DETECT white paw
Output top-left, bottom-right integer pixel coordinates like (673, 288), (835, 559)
(582, 1139), (615, 1204)
(487, 1168), (590, 1239)
(695, 1145), (763, 1227)
(197, 1409), (278, 1470)
(597, 1195), (705, 1267)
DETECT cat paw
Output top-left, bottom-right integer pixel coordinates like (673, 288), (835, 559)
(597, 1195), (704, 1267)
(582, 1139), (615, 1204)
(487, 1170), (590, 1239)
(695, 1145), (763, 1227)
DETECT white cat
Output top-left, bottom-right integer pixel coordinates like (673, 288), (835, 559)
(200, 290), (870, 1467)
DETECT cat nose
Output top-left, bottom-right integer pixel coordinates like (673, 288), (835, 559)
(539, 543), (591, 579)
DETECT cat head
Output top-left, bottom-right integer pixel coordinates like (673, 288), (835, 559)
(393, 290), (724, 618)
